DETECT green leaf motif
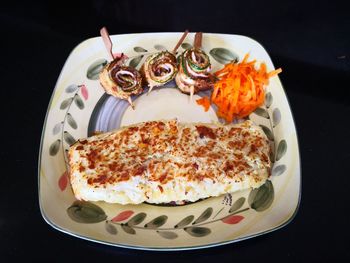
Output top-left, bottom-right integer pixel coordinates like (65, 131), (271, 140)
(121, 225), (136, 234)
(157, 231), (178, 239)
(128, 55), (143, 68)
(273, 108), (281, 127)
(49, 139), (61, 156)
(74, 95), (84, 109)
(127, 212), (146, 226)
(67, 201), (107, 223)
(260, 125), (274, 141)
(272, 164), (286, 176)
(175, 215), (194, 228)
(134, 46), (148, 52)
(87, 59), (107, 80)
(144, 215), (168, 229)
(65, 84), (78, 93)
(265, 92), (273, 108)
(184, 227), (211, 237)
(209, 48), (238, 64)
(181, 43), (192, 50)
(276, 140), (287, 161)
(60, 98), (73, 110)
(64, 131), (76, 146)
(193, 207), (213, 225)
(229, 197), (245, 213)
(248, 180), (274, 212)
(105, 221), (118, 235)
(67, 113), (77, 129)
(154, 44), (167, 51)
(53, 122), (62, 135)
(254, 108), (270, 119)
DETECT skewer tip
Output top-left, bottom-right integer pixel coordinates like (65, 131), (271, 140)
(100, 26), (114, 60)
(190, 86), (194, 102)
(172, 30), (190, 54)
(147, 86), (154, 95)
(127, 97), (135, 110)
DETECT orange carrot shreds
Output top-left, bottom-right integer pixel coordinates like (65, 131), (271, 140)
(196, 97), (211, 112)
(211, 53), (282, 122)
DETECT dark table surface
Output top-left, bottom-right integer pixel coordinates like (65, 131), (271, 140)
(1, 0), (349, 261)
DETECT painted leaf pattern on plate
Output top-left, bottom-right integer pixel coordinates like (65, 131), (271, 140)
(74, 95), (84, 109)
(67, 113), (77, 129)
(129, 55), (144, 68)
(65, 84), (78, 93)
(175, 215), (194, 228)
(121, 225), (136, 235)
(209, 48), (238, 64)
(221, 215), (244, 224)
(272, 164), (286, 176)
(265, 92), (273, 108)
(254, 108), (270, 118)
(193, 207), (213, 224)
(184, 227), (211, 237)
(157, 231), (178, 239)
(127, 213), (147, 226)
(49, 139), (60, 156)
(229, 197), (245, 213)
(154, 44), (167, 51)
(260, 125), (274, 141)
(60, 98), (73, 110)
(276, 140), (287, 161)
(67, 201), (107, 223)
(53, 122), (62, 135)
(112, 211), (134, 222)
(273, 108), (281, 127)
(81, 84), (89, 100)
(248, 180), (274, 212)
(58, 170), (68, 191)
(63, 131), (76, 146)
(134, 46), (147, 52)
(87, 59), (107, 80)
(181, 43), (192, 50)
(105, 221), (118, 235)
(144, 215), (168, 229)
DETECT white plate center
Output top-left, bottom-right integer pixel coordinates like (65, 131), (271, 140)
(121, 88), (218, 126)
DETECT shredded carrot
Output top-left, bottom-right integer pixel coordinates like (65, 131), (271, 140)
(208, 53), (282, 122)
(196, 97), (211, 112)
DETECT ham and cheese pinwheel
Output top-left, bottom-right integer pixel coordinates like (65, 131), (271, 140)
(142, 31), (188, 93)
(175, 32), (215, 99)
(99, 27), (143, 108)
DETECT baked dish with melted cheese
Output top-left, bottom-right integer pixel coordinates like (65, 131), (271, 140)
(68, 120), (271, 205)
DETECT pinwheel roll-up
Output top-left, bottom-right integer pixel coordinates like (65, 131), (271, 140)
(176, 48), (215, 94)
(100, 59), (143, 100)
(142, 51), (178, 89)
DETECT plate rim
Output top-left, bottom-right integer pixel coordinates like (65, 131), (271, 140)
(38, 32), (301, 250)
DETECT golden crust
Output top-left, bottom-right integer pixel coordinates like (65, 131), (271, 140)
(68, 120), (271, 204)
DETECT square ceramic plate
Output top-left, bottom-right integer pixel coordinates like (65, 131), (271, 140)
(38, 32), (301, 250)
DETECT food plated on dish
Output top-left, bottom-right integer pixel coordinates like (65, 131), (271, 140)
(39, 31), (299, 250)
(69, 120), (271, 205)
(69, 28), (281, 206)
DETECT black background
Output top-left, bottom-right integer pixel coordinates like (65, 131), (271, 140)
(1, 0), (349, 261)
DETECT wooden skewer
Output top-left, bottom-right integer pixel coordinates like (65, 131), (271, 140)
(172, 30), (189, 54)
(127, 97), (135, 109)
(100, 27), (114, 60)
(189, 86), (194, 102)
(147, 85), (155, 94)
(194, 32), (203, 50)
